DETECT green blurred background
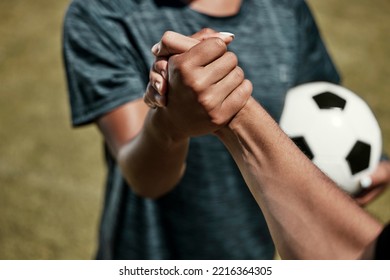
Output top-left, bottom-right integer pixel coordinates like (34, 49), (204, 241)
(0, 0), (389, 259)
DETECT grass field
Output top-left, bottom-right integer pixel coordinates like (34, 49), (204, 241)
(0, 0), (389, 259)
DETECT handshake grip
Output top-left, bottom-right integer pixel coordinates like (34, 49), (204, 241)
(145, 30), (252, 139)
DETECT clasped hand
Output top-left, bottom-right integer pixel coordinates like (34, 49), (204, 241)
(144, 29), (390, 205)
(144, 29), (252, 140)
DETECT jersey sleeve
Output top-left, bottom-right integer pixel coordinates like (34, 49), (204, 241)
(374, 223), (390, 259)
(63, 2), (147, 126)
(294, 1), (341, 86)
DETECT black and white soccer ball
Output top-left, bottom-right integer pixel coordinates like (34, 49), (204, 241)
(280, 82), (382, 194)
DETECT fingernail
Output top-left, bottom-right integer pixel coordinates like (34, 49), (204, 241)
(219, 32), (235, 39)
(151, 42), (161, 55)
(154, 81), (161, 93)
(360, 176), (372, 189)
(161, 70), (167, 80)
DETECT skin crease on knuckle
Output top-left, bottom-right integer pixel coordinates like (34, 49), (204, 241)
(231, 80), (253, 111)
(233, 66), (245, 83)
(189, 73), (208, 93)
(242, 79), (253, 99)
(210, 114), (225, 128)
(210, 37), (228, 52)
(198, 66), (245, 115)
(225, 51), (238, 67)
(209, 52), (238, 78)
(175, 57), (204, 92)
(197, 91), (216, 111)
(192, 37), (227, 62)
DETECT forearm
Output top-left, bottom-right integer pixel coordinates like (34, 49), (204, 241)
(216, 97), (383, 259)
(118, 109), (189, 199)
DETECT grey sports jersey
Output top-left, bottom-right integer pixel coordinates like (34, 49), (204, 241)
(63, 0), (340, 259)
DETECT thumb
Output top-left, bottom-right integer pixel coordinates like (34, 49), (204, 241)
(151, 30), (234, 57)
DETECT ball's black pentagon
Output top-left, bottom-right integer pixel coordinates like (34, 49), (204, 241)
(313, 91), (347, 110)
(291, 136), (314, 160)
(346, 140), (371, 175)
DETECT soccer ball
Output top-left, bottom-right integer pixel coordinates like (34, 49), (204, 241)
(279, 82), (382, 194)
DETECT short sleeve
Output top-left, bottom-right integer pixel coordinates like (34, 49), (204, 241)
(374, 223), (390, 260)
(63, 2), (147, 126)
(294, 1), (341, 86)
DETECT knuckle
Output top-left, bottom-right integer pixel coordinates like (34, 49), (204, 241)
(210, 37), (227, 51)
(198, 92), (213, 108)
(200, 28), (215, 35)
(225, 51), (238, 66)
(237, 79), (253, 99)
(233, 88), (246, 106)
(189, 76), (205, 92)
(169, 55), (184, 73)
(179, 58), (192, 72)
(243, 79), (253, 95)
(161, 31), (174, 44)
(209, 110), (225, 126)
(154, 59), (167, 72)
(168, 54), (177, 65)
(233, 66), (245, 81)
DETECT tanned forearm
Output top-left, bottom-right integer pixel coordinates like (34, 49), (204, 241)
(118, 108), (189, 199)
(216, 97), (383, 259)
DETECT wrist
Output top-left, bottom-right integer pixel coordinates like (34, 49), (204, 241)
(215, 97), (260, 139)
(146, 108), (190, 147)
